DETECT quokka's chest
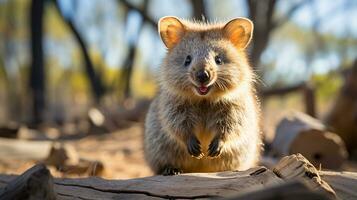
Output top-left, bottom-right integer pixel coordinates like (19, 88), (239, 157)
(192, 122), (216, 156)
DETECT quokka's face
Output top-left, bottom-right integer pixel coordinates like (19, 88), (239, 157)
(159, 17), (254, 99)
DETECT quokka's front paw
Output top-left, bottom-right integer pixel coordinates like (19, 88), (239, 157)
(208, 137), (224, 157)
(187, 135), (204, 159)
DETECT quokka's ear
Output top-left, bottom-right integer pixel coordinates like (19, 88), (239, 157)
(158, 16), (186, 49)
(223, 18), (253, 49)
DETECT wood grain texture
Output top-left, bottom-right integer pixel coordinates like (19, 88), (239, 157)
(0, 166), (282, 200)
(320, 171), (357, 200)
(0, 164), (56, 200)
(0, 154), (356, 200)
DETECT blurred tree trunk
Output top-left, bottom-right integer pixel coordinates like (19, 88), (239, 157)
(120, 0), (149, 100)
(247, 0), (310, 70)
(29, 0), (45, 125)
(121, 45), (136, 99)
(53, 0), (105, 104)
(191, 0), (207, 20)
(325, 59), (357, 155)
(3, 0), (22, 122)
(247, 0), (277, 70)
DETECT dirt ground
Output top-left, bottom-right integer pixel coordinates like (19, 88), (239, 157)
(73, 124), (153, 179)
(0, 124), (153, 180)
(0, 109), (295, 179)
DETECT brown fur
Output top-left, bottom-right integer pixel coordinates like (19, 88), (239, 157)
(144, 17), (262, 174)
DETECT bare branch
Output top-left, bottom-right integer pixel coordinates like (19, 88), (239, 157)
(53, 0), (106, 102)
(260, 82), (305, 97)
(272, 0), (312, 29)
(120, 0), (157, 28)
(119, 0), (150, 99)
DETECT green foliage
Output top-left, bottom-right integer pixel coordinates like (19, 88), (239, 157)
(131, 66), (156, 98)
(312, 73), (342, 102)
(44, 3), (69, 39)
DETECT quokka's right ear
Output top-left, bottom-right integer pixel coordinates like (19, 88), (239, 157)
(158, 16), (185, 49)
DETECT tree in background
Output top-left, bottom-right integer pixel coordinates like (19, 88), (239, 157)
(54, 0), (106, 104)
(0, 0), (355, 124)
(120, 0), (150, 100)
(29, 0), (45, 125)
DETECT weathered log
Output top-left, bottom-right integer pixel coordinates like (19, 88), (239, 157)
(0, 138), (54, 161)
(1, 154), (353, 200)
(0, 164), (56, 200)
(0, 166), (282, 199)
(320, 171), (357, 200)
(229, 181), (333, 200)
(0, 138), (104, 176)
(0, 138), (75, 167)
(271, 112), (348, 169)
(273, 153), (336, 198)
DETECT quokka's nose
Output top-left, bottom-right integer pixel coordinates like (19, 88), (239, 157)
(196, 70), (210, 84)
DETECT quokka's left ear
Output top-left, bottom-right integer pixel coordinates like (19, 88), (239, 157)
(222, 18), (253, 49)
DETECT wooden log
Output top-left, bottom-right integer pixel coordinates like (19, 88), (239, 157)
(0, 138), (76, 168)
(0, 166), (282, 199)
(0, 154), (349, 200)
(0, 164), (56, 200)
(0, 138), (104, 176)
(320, 171), (357, 200)
(271, 112), (348, 169)
(0, 138), (53, 161)
(273, 154), (336, 199)
(229, 181), (333, 200)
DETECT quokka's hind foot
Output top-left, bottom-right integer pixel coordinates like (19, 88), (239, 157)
(160, 166), (183, 176)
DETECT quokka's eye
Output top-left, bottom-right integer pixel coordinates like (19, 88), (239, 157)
(215, 55), (223, 65)
(184, 55), (192, 67)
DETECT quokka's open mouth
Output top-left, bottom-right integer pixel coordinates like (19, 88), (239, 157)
(196, 85), (211, 95)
